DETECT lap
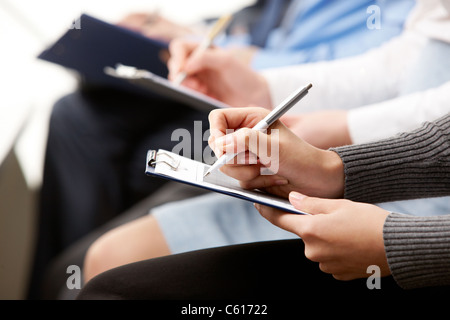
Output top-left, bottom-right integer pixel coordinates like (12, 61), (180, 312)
(50, 87), (208, 150)
(152, 193), (298, 254)
(78, 239), (449, 300)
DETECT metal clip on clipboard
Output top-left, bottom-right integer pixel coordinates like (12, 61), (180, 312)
(147, 150), (181, 171)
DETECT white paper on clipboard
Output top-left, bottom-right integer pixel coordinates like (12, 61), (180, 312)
(145, 149), (308, 215)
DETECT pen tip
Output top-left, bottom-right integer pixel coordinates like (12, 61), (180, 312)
(203, 172), (210, 178)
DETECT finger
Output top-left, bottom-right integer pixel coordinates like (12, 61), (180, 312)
(332, 273), (361, 281)
(255, 203), (307, 236)
(209, 108), (269, 137)
(142, 27), (170, 42)
(167, 39), (197, 79)
(117, 13), (154, 29)
(181, 77), (209, 94)
(236, 173), (289, 190)
(220, 163), (261, 182)
(213, 128), (275, 167)
(208, 107), (270, 154)
(318, 263), (360, 280)
(213, 128), (254, 156)
(280, 114), (302, 128)
(207, 109), (235, 151)
(318, 261), (363, 280)
(183, 47), (230, 74)
(289, 192), (341, 216)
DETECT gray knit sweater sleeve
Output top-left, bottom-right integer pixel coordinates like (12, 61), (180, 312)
(332, 114), (450, 204)
(332, 113), (450, 289)
(383, 213), (450, 289)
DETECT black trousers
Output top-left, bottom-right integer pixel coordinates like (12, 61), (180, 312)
(28, 86), (210, 299)
(76, 239), (450, 301)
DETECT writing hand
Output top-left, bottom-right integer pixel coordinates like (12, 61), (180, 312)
(208, 107), (344, 199)
(168, 39), (272, 108)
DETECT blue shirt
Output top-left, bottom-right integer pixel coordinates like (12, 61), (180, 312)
(219, 0), (415, 70)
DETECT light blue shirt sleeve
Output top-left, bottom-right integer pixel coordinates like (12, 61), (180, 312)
(221, 0), (415, 70)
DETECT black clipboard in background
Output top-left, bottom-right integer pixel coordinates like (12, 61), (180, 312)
(38, 14), (170, 97)
(105, 64), (230, 112)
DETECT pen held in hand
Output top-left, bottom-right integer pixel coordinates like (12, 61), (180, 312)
(204, 83), (313, 178)
(173, 14), (233, 86)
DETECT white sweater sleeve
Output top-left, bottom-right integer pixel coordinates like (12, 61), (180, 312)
(260, 32), (426, 114)
(347, 81), (450, 144)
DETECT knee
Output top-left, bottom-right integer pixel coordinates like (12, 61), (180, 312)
(45, 92), (100, 156)
(83, 232), (119, 283)
(50, 93), (80, 126)
(48, 91), (93, 138)
(83, 215), (171, 283)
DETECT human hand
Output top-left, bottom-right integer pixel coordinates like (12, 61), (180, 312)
(208, 107), (344, 199)
(168, 39), (272, 108)
(117, 12), (154, 32)
(281, 110), (352, 149)
(255, 192), (391, 280)
(118, 13), (194, 42)
(227, 46), (260, 66)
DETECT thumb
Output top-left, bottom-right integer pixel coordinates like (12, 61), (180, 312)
(168, 39), (197, 79)
(255, 203), (307, 236)
(289, 192), (337, 215)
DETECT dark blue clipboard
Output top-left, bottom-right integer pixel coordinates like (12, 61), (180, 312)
(145, 150), (308, 215)
(38, 14), (169, 96)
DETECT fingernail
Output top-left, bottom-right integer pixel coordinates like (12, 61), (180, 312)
(289, 192), (305, 201)
(274, 179), (289, 186)
(253, 203), (260, 210)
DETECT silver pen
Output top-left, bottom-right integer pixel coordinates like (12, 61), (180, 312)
(204, 83), (312, 177)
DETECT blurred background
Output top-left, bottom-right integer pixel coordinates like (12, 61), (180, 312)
(0, 0), (253, 299)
